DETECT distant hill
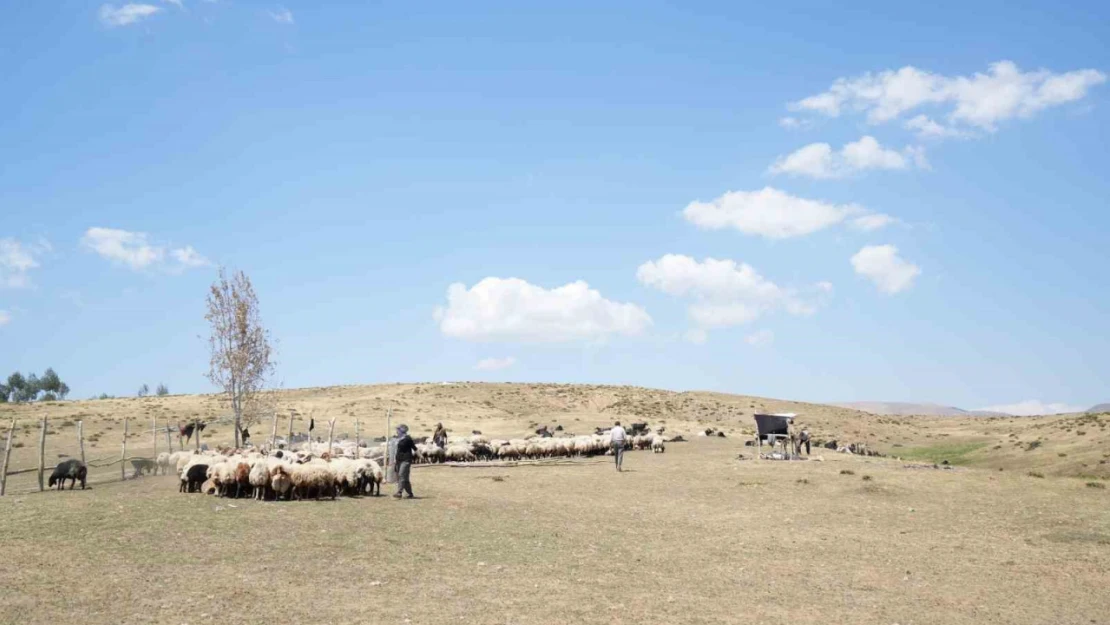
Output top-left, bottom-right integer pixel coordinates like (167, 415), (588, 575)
(1087, 403), (1110, 414)
(833, 401), (1008, 417)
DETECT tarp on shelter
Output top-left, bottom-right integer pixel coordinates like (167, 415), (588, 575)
(754, 413), (796, 441)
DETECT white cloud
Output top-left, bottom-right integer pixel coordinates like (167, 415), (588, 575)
(99, 3), (161, 27)
(778, 116), (812, 130)
(769, 136), (924, 179)
(0, 310), (10, 327)
(161, 0), (184, 8)
(745, 329), (774, 347)
(683, 187), (893, 239)
(81, 227), (210, 272)
(789, 61), (1106, 134)
(976, 399), (1085, 416)
(0, 238), (48, 288)
(269, 8), (294, 23)
(850, 213), (896, 232)
(637, 254), (828, 341)
(905, 115), (971, 139)
(850, 245), (921, 294)
(684, 328), (708, 344)
(475, 356), (516, 371)
(435, 277), (651, 343)
(171, 246), (212, 268)
(81, 228), (164, 270)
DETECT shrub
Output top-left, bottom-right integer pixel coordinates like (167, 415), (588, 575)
(1086, 482), (1106, 489)
(840, 469), (855, 475)
(1027, 471), (1045, 479)
(156, 383), (169, 396)
(861, 475), (873, 481)
(1025, 441), (1042, 451)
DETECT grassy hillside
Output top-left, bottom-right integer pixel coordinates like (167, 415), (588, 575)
(1, 383), (1108, 494)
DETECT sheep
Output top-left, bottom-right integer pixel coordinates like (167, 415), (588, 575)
(270, 465), (293, 500)
(180, 464), (208, 493)
(48, 459), (87, 490)
(291, 460), (335, 501)
(330, 458), (361, 497)
(354, 458), (383, 496)
(651, 435), (665, 453)
(249, 460), (271, 500)
(156, 452), (172, 475)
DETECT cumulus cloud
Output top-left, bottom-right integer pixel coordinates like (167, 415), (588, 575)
(475, 356), (516, 371)
(99, 3), (161, 27)
(778, 116), (813, 130)
(976, 400), (1085, 416)
(745, 329), (774, 347)
(850, 245), (921, 294)
(81, 227), (211, 273)
(769, 136), (924, 179)
(0, 310), (10, 327)
(435, 277), (651, 343)
(0, 238), (49, 288)
(637, 254), (828, 341)
(682, 187), (891, 238)
(850, 213), (897, 232)
(171, 246), (212, 268)
(789, 61), (1106, 136)
(269, 8), (294, 23)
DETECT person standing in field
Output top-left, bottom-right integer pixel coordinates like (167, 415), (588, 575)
(432, 422), (447, 449)
(610, 421), (627, 472)
(393, 424), (417, 499)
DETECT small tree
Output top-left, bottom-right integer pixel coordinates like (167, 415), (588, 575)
(156, 383), (169, 396)
(138, 383), (149, 398)
(22, 373), (40, 402)
(6, 373), (25, 403)
(0, 383), (8, 403)
(205, 268), (275, 448)
(58, 382), (69, 400)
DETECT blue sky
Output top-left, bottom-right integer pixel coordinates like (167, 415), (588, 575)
(2, 1), (1107, 414)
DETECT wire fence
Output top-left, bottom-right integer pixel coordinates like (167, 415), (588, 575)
(0, 412), (244, 496)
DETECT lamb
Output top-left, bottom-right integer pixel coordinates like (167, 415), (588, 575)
(48, 459), (87, 490)
(354, 459), (383, 496)
(651, 435), (665, 453)
(156, 452), (172, 475)
(180, 464), (208, 493)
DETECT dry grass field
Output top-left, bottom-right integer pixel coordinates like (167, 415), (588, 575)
(1, 383), (1109, 624)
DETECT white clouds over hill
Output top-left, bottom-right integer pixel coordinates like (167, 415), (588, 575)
(436, 277), (651, 343)
(637, 254), (829, 342)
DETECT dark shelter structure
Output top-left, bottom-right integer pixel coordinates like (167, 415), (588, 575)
(753, 413), (796, 450)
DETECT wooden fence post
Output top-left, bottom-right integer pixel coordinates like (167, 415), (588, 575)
(194, 418), (200, 452)
(327, 418), (336, 457)
(38, 417), (47, 492)
(164, 426), (172, 455)
(121, 418), (128, 481)
(270, 413), (278, 450)
(287, 412), (294, 448)
(355, 419), (360, 457)
(177, 421), (183, 452)
(78, 420), (86, 466)
(1, 419), (14, 496)
(151, 416), (157, 459)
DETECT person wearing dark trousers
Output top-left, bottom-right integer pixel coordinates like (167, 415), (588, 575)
(393, 424), (417, 499)
(610, 421), (627, 472)
(797, 428), (811, 455)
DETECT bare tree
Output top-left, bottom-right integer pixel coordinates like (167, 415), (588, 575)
(205, 268), (275, 448)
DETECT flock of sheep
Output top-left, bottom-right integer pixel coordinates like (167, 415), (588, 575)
(160, 430), (666, 501)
